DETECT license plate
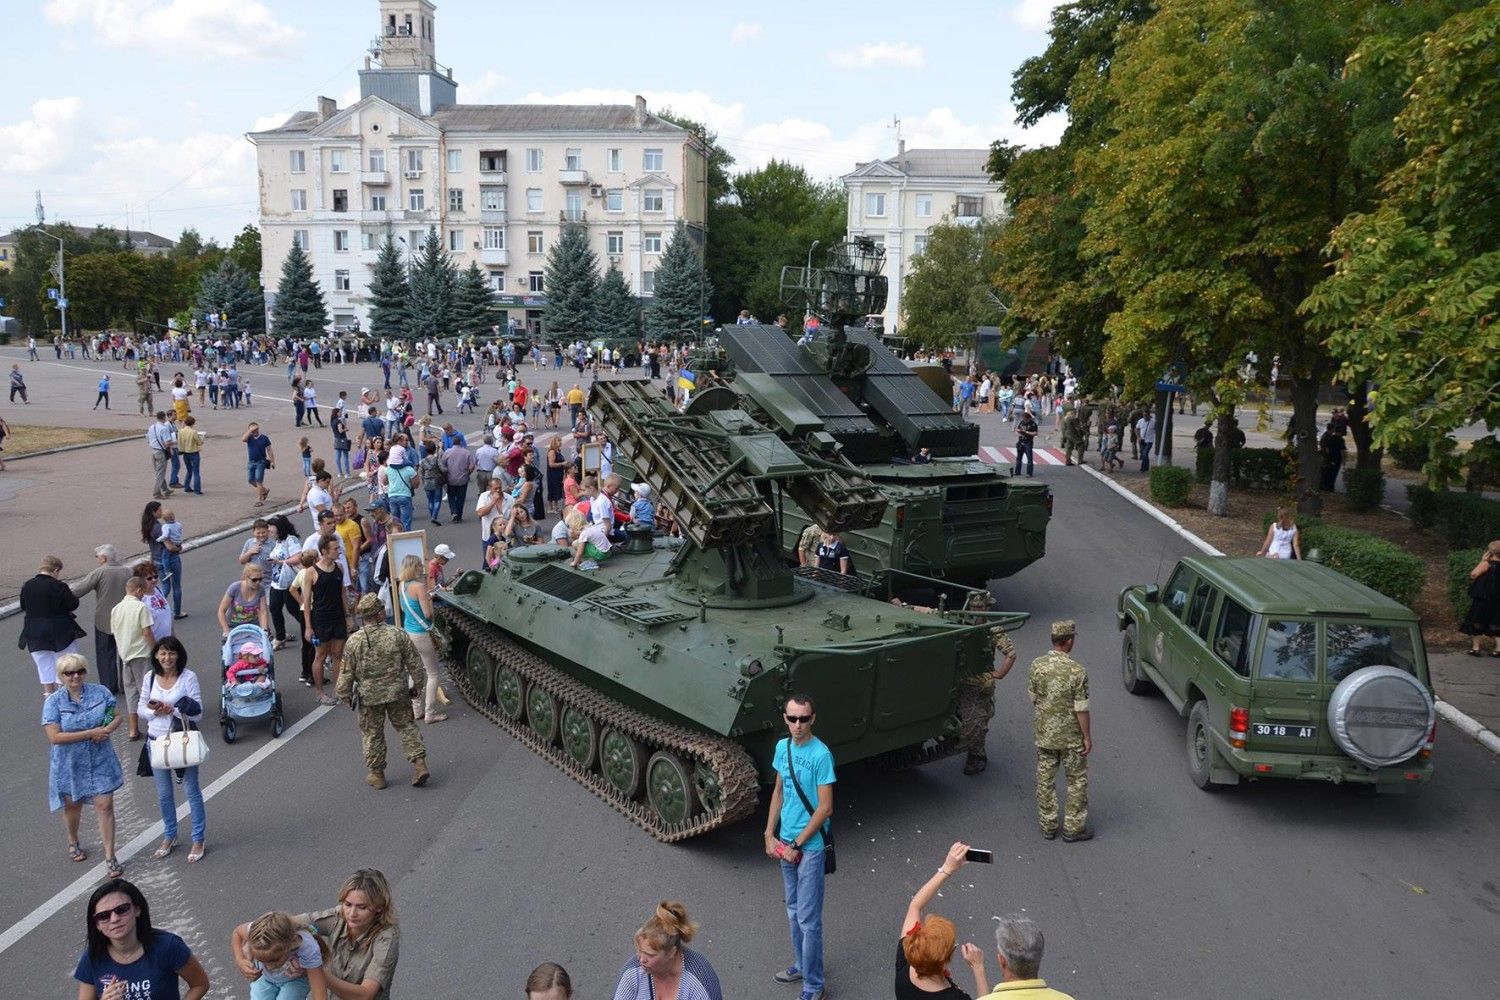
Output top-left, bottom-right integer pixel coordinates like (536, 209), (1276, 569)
(1252, 722), (1317, 740)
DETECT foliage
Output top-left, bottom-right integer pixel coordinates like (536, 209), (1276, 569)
(406, 227), (455, 341)
(451, 261), (499, 336)
(593, 264), (638, 339)
(1405, 484), (1440, 530)
(227, 225), (262, 277)
(366, 236), (409, 340)
(657, 111), (734, 204)
(900, 219), (1004, 356)
(270, 241), (329, 338)
(646, 222), (711, 340)
(542, 224), (600, 337)
(1447, 548), (1485, 623)
(1194, 448), (1289, 491)
(1343, 467), (1385, 513)
(1389, 438), (1430, 472)
(1403, 485), (1500, 549)
(1299, 523), (1426, 606)
(194, 258), (264, 334)
(1149, 465), (1194, 506)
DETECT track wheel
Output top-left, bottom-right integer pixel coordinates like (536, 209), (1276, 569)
(526, 684), (560, 745)
(693, 761), (723, 815)
(646, 751), (700, 826)
(466, 645), (495, 704)
(494, 663), (525, 721)
(561, 705), (599, 770)
(600, 727), (647, 799)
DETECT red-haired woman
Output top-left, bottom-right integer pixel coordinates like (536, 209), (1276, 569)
(897, 842), (987, 999)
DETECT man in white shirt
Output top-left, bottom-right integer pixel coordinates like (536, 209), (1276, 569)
(147, 411), (176, 499)
(301, 469), (335, 534)
(302, 510), (353, 588)
(592, 474), (622, 536)
(1136, 411), (1157, 473)
(473, 434), (501, 492)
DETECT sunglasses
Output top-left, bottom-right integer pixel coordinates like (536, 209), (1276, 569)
(784, 714), (813, 724)
(248, 576), (264, 582)
(93, 902), (133, 923)
(61, 669), (88, 677)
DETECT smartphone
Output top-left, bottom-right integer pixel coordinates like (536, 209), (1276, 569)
(964, 848), (994, 864)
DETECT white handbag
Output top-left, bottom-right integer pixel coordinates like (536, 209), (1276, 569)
(150, 728), (209, 770)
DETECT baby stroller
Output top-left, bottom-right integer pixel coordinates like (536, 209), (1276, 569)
(219, 623), (285, 743)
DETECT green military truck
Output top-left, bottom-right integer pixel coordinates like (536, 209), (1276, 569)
(1117, 557), (1437, 792)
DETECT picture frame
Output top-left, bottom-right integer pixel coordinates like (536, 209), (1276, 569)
(581, 440), (603, 476)
(385, 529), (429, 631)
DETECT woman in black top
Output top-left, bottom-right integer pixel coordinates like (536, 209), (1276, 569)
(1462, 541), (1500, 656)
(21, 554), (87, 696)
(815, 531), (852, 576)
(895, 842), (987, 1000)
(303, 535), (348, 706)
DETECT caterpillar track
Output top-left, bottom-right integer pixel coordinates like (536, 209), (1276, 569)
(437, 606), (761, 843)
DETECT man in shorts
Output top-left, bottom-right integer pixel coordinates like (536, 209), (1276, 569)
(241, 422), (275, 507)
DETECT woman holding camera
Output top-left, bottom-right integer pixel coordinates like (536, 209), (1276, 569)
(896, 842), (988, 1000)
(1462, 540), (1500, 656)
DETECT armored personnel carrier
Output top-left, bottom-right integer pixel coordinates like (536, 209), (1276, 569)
(433, 380), (1024, 841)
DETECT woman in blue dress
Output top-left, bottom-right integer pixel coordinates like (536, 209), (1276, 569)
(41, 652), (124, 877)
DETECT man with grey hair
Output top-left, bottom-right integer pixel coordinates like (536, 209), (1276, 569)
(976, 915), (1076, 999)
(72, 544), (134, 695)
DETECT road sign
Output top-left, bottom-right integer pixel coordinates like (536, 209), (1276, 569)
(0, 297), (6, 307)
(58, 298), (69, 309)
(1155, 380), (1186, 393)
(47, 288), (58, 300)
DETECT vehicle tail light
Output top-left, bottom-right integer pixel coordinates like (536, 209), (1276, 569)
(1419, 721), (1436, 760)
(1254, 763), (1273, 773)
(1405, 772), (1421, 781)
(1229, 706), (1249, 749)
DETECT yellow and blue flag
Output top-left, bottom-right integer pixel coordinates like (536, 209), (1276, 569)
(677, 369), (696, 392)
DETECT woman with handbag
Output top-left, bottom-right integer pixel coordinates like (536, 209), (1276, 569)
(138, 636), (208, 864)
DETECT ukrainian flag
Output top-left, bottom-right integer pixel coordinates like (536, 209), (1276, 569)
(677, 369), (696, 392)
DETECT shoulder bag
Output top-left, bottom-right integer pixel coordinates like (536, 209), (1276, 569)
(145, 676), (210, 771)
(783, 739), (836, 875)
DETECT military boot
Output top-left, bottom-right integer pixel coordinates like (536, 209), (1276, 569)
(410, 759), (430, 787)
(365, 771), (387, 790)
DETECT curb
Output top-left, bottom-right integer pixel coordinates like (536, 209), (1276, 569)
(1080, 463), (1500, 757)
(3, 433), (142, 463)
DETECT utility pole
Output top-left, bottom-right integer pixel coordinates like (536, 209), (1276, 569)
(37, 191), (68, 342)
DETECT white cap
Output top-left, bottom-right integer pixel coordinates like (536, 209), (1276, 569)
(433, 543), (456, 560)
(632, 483), (651, 497)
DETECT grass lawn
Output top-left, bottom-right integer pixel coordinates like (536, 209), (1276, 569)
(1, 424), (133, 457)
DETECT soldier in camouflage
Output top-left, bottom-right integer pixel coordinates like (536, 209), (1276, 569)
(956, 591), (1018, 775)
(338, 593), (431, 789)
(1028, 620), (1093, 842)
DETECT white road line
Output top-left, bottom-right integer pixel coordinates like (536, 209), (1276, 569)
(0, 704), (333, 956)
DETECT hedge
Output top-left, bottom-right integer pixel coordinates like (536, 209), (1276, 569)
(1150, 465), (1194, 507)
(1300, 524), (1425, 606)
(1447, 548), (1484, 623)
(1404, 486), (1500, 547)
(1192, 447), (1287, 491)
(1344, 467), (1385, 512)
(1389, 439), (1429, 471)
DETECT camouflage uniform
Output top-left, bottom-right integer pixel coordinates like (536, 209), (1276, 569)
(1028, 627), (1090, 838)
(958, 622), (1017, 773)
(797, 522), (822, 567)
(337, 610), (428, 778)
(137, 372), (154, 417)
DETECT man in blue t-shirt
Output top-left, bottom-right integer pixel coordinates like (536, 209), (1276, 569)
(764, 693), (835, 1000)
(240, 421), (276, 507)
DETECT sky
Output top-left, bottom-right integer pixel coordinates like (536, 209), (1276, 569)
(2, 0), (1068, 245)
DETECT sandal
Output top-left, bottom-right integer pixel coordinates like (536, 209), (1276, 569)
(106, 857), (124, 878)
(187, 844), (206, 864)
(67, 842), (87, 863)
(252, 500), (266, 508)
(152, 839), (177, 860)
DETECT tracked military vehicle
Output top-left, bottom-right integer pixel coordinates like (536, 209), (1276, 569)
(432, 380), (1024, 841)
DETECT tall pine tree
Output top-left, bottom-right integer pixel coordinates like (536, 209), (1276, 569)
(270, 240), (328, 338)
(195, 258), (265, 333)
(646, 222), (711, 339)
(542, 224), (600, 338)
(593, 264), (638, 339)
(367, 235), (410, 340)
(407, 227), (455, 341)
(452, 260), (499, 335)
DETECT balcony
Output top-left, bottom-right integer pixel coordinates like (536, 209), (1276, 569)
(361, 171), (389, 186)
(557, 169), (589, 185)
(357, 247), (382, 266)
(480, 209), (506, 224)
(478, 168), (507, 184)
(478, 247), (508, 266)
(953, 214), (982, 227)
(559, 209), (587, 224)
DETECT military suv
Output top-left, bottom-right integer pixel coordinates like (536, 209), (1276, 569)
(1117, 557), (1436, 792)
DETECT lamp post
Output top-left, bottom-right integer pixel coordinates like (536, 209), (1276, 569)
(804, 239), (820, 325)
(38, 229), (67, 342)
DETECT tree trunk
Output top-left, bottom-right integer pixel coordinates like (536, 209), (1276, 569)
(1345, 382), (1382, 471)
(1290, 376), (1322, 517)
(1208, 411), (1234, 517)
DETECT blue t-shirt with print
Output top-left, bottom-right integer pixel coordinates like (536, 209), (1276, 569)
(774, 735), (836, 851)
(74, 929), (191, 999)
(245, 433), (272, 463)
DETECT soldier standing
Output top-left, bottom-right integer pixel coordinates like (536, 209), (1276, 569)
(337, 593), (431, 789)
(957, 592), (1018, 775)
(1028, 620), (1092, 842)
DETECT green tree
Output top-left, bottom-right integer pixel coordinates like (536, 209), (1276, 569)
(195, 258), (264, 333)
(452, 260), (499, 335)
(900, 220), (1004, 356)
(366, 236), (410, 340)
(270, 240), (329, 338)
(542, 224), (600, 337)
(647, 222), (711, 339)
(593, 263), (638, 339)
(227, 225), (262, 277)
(407, 227), (455, 340)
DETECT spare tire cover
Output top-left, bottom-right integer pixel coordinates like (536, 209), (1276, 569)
(1327, 665), (1435, 768)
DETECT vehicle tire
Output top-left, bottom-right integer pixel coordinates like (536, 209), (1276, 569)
(222, 719), (238, 744)
(270, 714), (284, 738)
(1186, 701), (1223, 792)
(646, 751), (700, 827)
(1121, 623), (1154, 696)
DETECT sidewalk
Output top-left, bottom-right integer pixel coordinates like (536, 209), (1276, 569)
(1430, 652), (1500, 733)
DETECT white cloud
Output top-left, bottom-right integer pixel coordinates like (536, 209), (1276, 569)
(1010, 0), (1066, 31)
(44, 0), (301, 61)
(828, 42), (926, 71)
(0, 97), (84, 172)
(730, 21), (761, 44)
(460, 70), (511, 104)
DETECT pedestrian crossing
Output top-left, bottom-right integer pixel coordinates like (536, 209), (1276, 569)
(979, 446), (1069, 467)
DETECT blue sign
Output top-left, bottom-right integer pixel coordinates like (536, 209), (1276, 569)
(0, 296), (6, 307)
(1155, 380), (1186, 393)
(58, 297), (69, 309)
(47, 288), (59, 300)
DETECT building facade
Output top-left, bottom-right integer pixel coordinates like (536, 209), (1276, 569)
(841, 145), (1005, 332)
(248, 0), (706, 336)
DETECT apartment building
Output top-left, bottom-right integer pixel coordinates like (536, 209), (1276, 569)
(841, 144), (1005, 332)
(248, 0), (707, 335)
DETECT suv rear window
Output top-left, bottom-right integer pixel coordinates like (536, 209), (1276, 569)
(1256, 619), (1316, 681)
(1212, 598), (1253, 677)
(1326, 623), (1418, 682)
(1187, 579), (1216, 638)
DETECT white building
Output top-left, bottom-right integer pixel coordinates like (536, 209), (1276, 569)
(248, 0), (707, 335)
(841, 144), (1005, 332)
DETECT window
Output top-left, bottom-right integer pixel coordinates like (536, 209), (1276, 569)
(330, 150), (347, 173)
(526, 148), (542, 172)
(1187, 579), (1217, 639)
(643, 148), (663, 171)
(956, 195), (984, 218)
(528, 270), (544, 292)
(527, 231), (544, 254)
(334, 269), (351, 291)
(643, 232), (662, 253)
(1162, 566), (1192, 619)
(643, 188), (663, 212)
(1257, 620), (1318, 681)
(607, 148), (622, 172)
(408, 230), (423, 249)
(405, 149), (424, 175)
(409, 189), (425, 211)
(865, 192), (887, 217)
(369, 193), (387, 211)
(482, 226), (505, 250)
(448, 188), (464, 212)
(292, 229), (309, 250)
(449, 229), (464, 252)
(564, 190), (584, 221)
(1211, 598), (1253, 677)
(526, 188), (543, 212)
(488, 271), (505, 291)
(606, 231), (624, 255)
(368, 149), (385, 172)
(333, 230), (350, 251)
(642, 270), (655, 295)
(480, 150), (505, 172)
(1326, 624), (1418, 682)
(916, 193), (933, 218)
(480, 186), (505, 211)
(565, 148), (583, 170)
(912, 234), (928, 256)
(361, 231), (377, 250)
(332, 189), (348, 212)
(605, 188), (623, 212)
(290, 189), (307, 211)
(447, 149), (462, 173)
(289, 150), (305, 173)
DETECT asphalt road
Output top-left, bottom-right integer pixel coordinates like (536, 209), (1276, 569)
(2, 434), (1497, 998)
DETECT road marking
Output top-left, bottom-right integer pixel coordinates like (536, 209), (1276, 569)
(0, 704), (333, 957)
(979, 446), (1067, 466)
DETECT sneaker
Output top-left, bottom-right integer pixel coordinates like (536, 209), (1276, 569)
(800, 992), (826, 1000)
(773, 967), (803, 985)
(578, 559), (600, 571)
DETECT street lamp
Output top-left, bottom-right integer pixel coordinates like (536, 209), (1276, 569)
(38, 229), (68, 342)
(804, 239), (820, 325)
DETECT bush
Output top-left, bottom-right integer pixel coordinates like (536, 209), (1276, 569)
(1236, 448), (1288, 491)
(1406, 485), (1439, 529)
(1150, 465), (1194, 507)
(1301, 524), (1425, 606)
(1447, 548), (1484, 624)
(1195, 447), (1213, 485)
(1260, 510), (1323, 532)
(1343, 467), (1385, 512)
(1389, 439), (1429, 471)
(1405, 486), (1500, 547)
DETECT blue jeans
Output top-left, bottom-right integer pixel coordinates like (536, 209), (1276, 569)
(182, 452), (201, 493)
(160, 552), (183, 615)
(252, 976), (310, 1000)
(169, 451), (181, 487)
(426, 486), (444, 521)
(335, 447), (351, 476)
(388, 495), (413, 531)
(153, 763), (206, 844)
(780, 849), (826, 995)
